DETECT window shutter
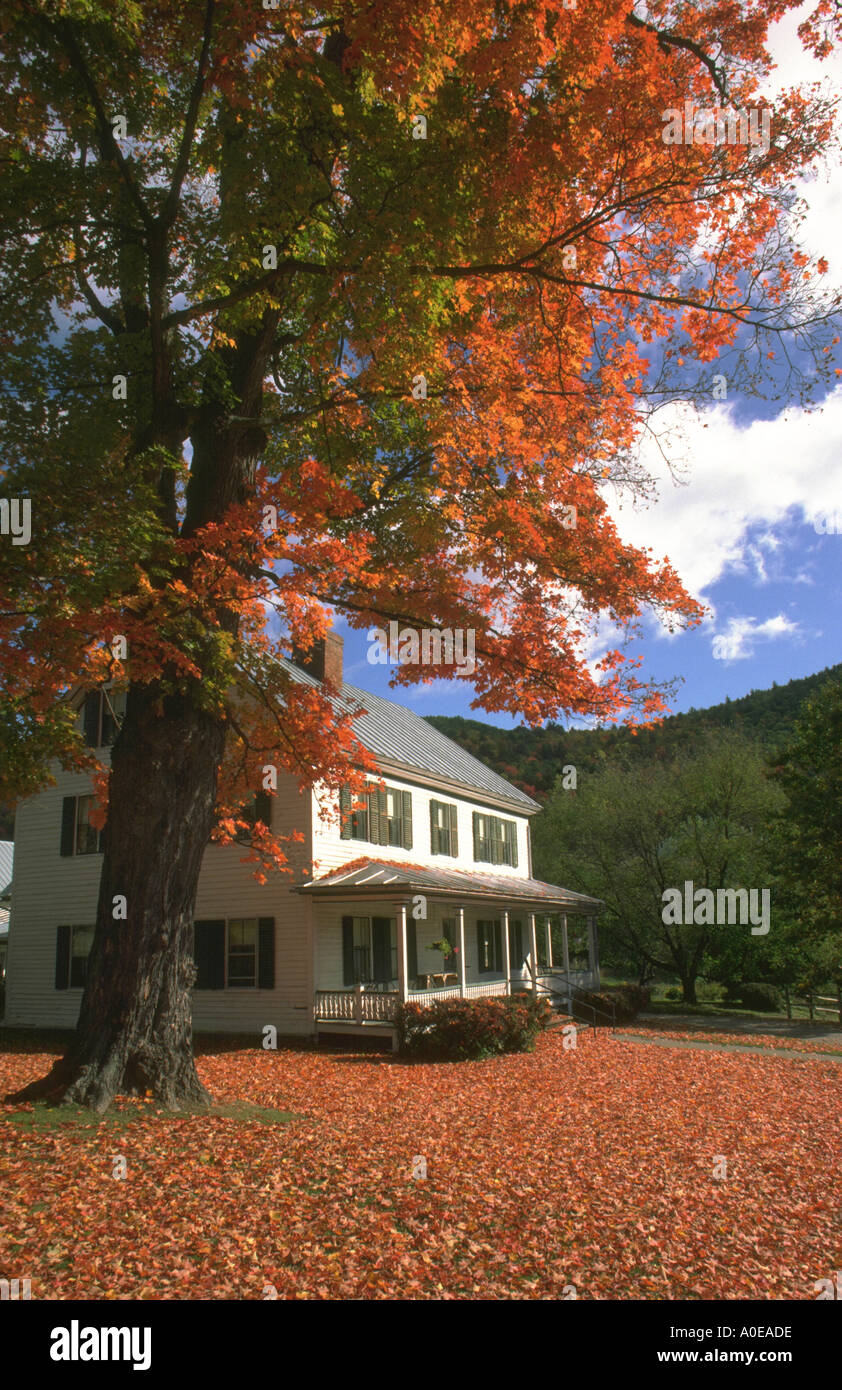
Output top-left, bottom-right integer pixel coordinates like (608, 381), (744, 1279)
(372, 917), (391, 983)
(82, 692), (100, 747)
(342, 916), (354, 986)
(194, 920), (225, 990)
(55, 924), (71, 990)
(339, 785), (352, 840)
(60, 797), (76, 856)
(507, 820), (518, 868)
(255, 792), (272, 829)
(429, 800), (440, 855)
(407, 918), (418, 984)
(367, 786), (382, 846)
(476, 921), (486, 974)
(494, 919), (503, 972)
(448, 803), (458, 858)
(401, 790), (412, 850)
(472, 812), (481, 860)
(258, 918), (275, 989)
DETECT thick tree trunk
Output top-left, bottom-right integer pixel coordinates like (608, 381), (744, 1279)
(680, 975), (698, 1006)
(8, 682), (227, 1112)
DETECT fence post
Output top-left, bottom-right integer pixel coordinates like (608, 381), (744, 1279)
(354, 982), (364, 1025)
(808, 992), (814, 1021)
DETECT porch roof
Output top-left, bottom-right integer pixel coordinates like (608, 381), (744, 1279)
(296, 857), (603, 911)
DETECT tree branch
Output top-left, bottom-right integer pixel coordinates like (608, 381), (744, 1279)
(159, 0), (216, 231)
(626, 11), (729, 102)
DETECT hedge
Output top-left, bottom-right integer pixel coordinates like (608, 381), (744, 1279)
(394, 995), (553, 1059)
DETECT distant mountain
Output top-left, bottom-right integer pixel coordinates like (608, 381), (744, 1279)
(426, 661), (842, 802)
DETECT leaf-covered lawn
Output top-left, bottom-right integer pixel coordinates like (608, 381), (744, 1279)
(1, 1033), (840, 1300)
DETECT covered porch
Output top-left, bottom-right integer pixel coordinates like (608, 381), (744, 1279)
(299, 859), (602, 1041)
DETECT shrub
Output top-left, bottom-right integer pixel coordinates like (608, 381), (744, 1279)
(395, 995), (553, 1059)
(696, 981), (728, 1003)
(664, 986), (683, 1001)
(572, 983), (649, 1025)
(728, 981), (783, 1012)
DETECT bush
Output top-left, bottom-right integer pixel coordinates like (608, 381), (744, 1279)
(573, 983), (650, 1025)
(395, 995), (553, 1059)
(727, 981), (783, 1012)
(696, 981), (728, 1003)
(664, 986), (683, 1001)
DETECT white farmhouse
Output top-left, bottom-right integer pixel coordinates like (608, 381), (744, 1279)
(5, 633), (601, 1047)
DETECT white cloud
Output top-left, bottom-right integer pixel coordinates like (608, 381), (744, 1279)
(711, 613), (799, 662)
(605, 390), (842, 603)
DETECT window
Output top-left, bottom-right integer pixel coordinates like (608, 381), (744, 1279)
(227, 919), (258, 987)
(55, 924), (94, 990)
(81, 688), (126, 749)
(193, 918), (275, 990)
(339, 785), (412, 850)
(234, 792), (272, 845)
(60, 795), (104, 856)
(440, 916), (459, 967)
(477, 919), (503, 974)
(430, 800), (459, 857)
(567, 916), (591, 972)
(70, 926), (94, 988)
(472, 812), (518, 867)
(341, 915), (396, 984)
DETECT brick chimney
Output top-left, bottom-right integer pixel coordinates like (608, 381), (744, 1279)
(292, 630), (344, 689)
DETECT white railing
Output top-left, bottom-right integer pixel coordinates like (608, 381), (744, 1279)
(315, 979), (514, 1021)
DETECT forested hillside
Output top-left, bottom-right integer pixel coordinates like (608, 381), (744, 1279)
(426, 662), (842, 801)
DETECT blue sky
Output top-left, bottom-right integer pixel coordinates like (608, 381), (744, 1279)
(338, 6), (842, 730)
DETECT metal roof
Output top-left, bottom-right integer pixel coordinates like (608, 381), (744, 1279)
(281, 659), (540, 812)
(297, 857), (602, 910)
(0, 840), (12, 898)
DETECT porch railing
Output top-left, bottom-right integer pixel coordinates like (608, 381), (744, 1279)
(315, 987), (400, 1024)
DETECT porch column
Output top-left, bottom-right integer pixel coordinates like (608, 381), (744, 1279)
(529, 912), (539, 998)
(457, 906), (467, 998)
(588, 913), (600, 986)
(562, 913), (571, 1009)
(502, 909), (511, 996)
(545, 915), (553, 969)
(397, 901), (409, 1003)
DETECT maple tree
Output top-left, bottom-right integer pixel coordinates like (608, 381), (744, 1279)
(0, 0), (838, 1109)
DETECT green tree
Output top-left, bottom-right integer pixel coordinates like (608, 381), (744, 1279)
(532, 732), (784, 1002)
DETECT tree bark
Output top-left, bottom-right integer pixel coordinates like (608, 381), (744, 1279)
(7, 681), (227, 1112)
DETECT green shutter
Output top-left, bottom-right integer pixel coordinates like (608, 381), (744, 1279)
(258, 918), (275, 989)
(342, 916), (354, 985)
(372, 917), (391, 982)
(506, 819), (518, 868)
(82, 692), (100, 747)
(448, 803), (459, 858)
(401, 790), (412, 850)
(477, 921), (487, 974)
(255, 791), (272, 829)
(367, 786), (383, 846)
(340, 785), (352, 840)
(60, 797), (76, 856)
(429, 800), (440, 855)
(472, 812), (481, 860)
(494, 919), (503, 972)
(194, 920), (225, 990)
(55, 924), (71, 990)
(407, 918), (418, 984)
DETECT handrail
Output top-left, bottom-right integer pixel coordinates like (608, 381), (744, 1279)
(533, 976), (617, 1036)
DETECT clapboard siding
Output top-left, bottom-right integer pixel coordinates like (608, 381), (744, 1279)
(6, 764), (316, 1035)
(311, 778), (531, 878)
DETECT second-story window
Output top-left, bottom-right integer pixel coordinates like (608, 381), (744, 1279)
(81, 688), (126, 748)
(60, 795), (104, 856)
(472, 812), (518, 867)
(339, 784), (412, 850)
(430, 799), (459, 857)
